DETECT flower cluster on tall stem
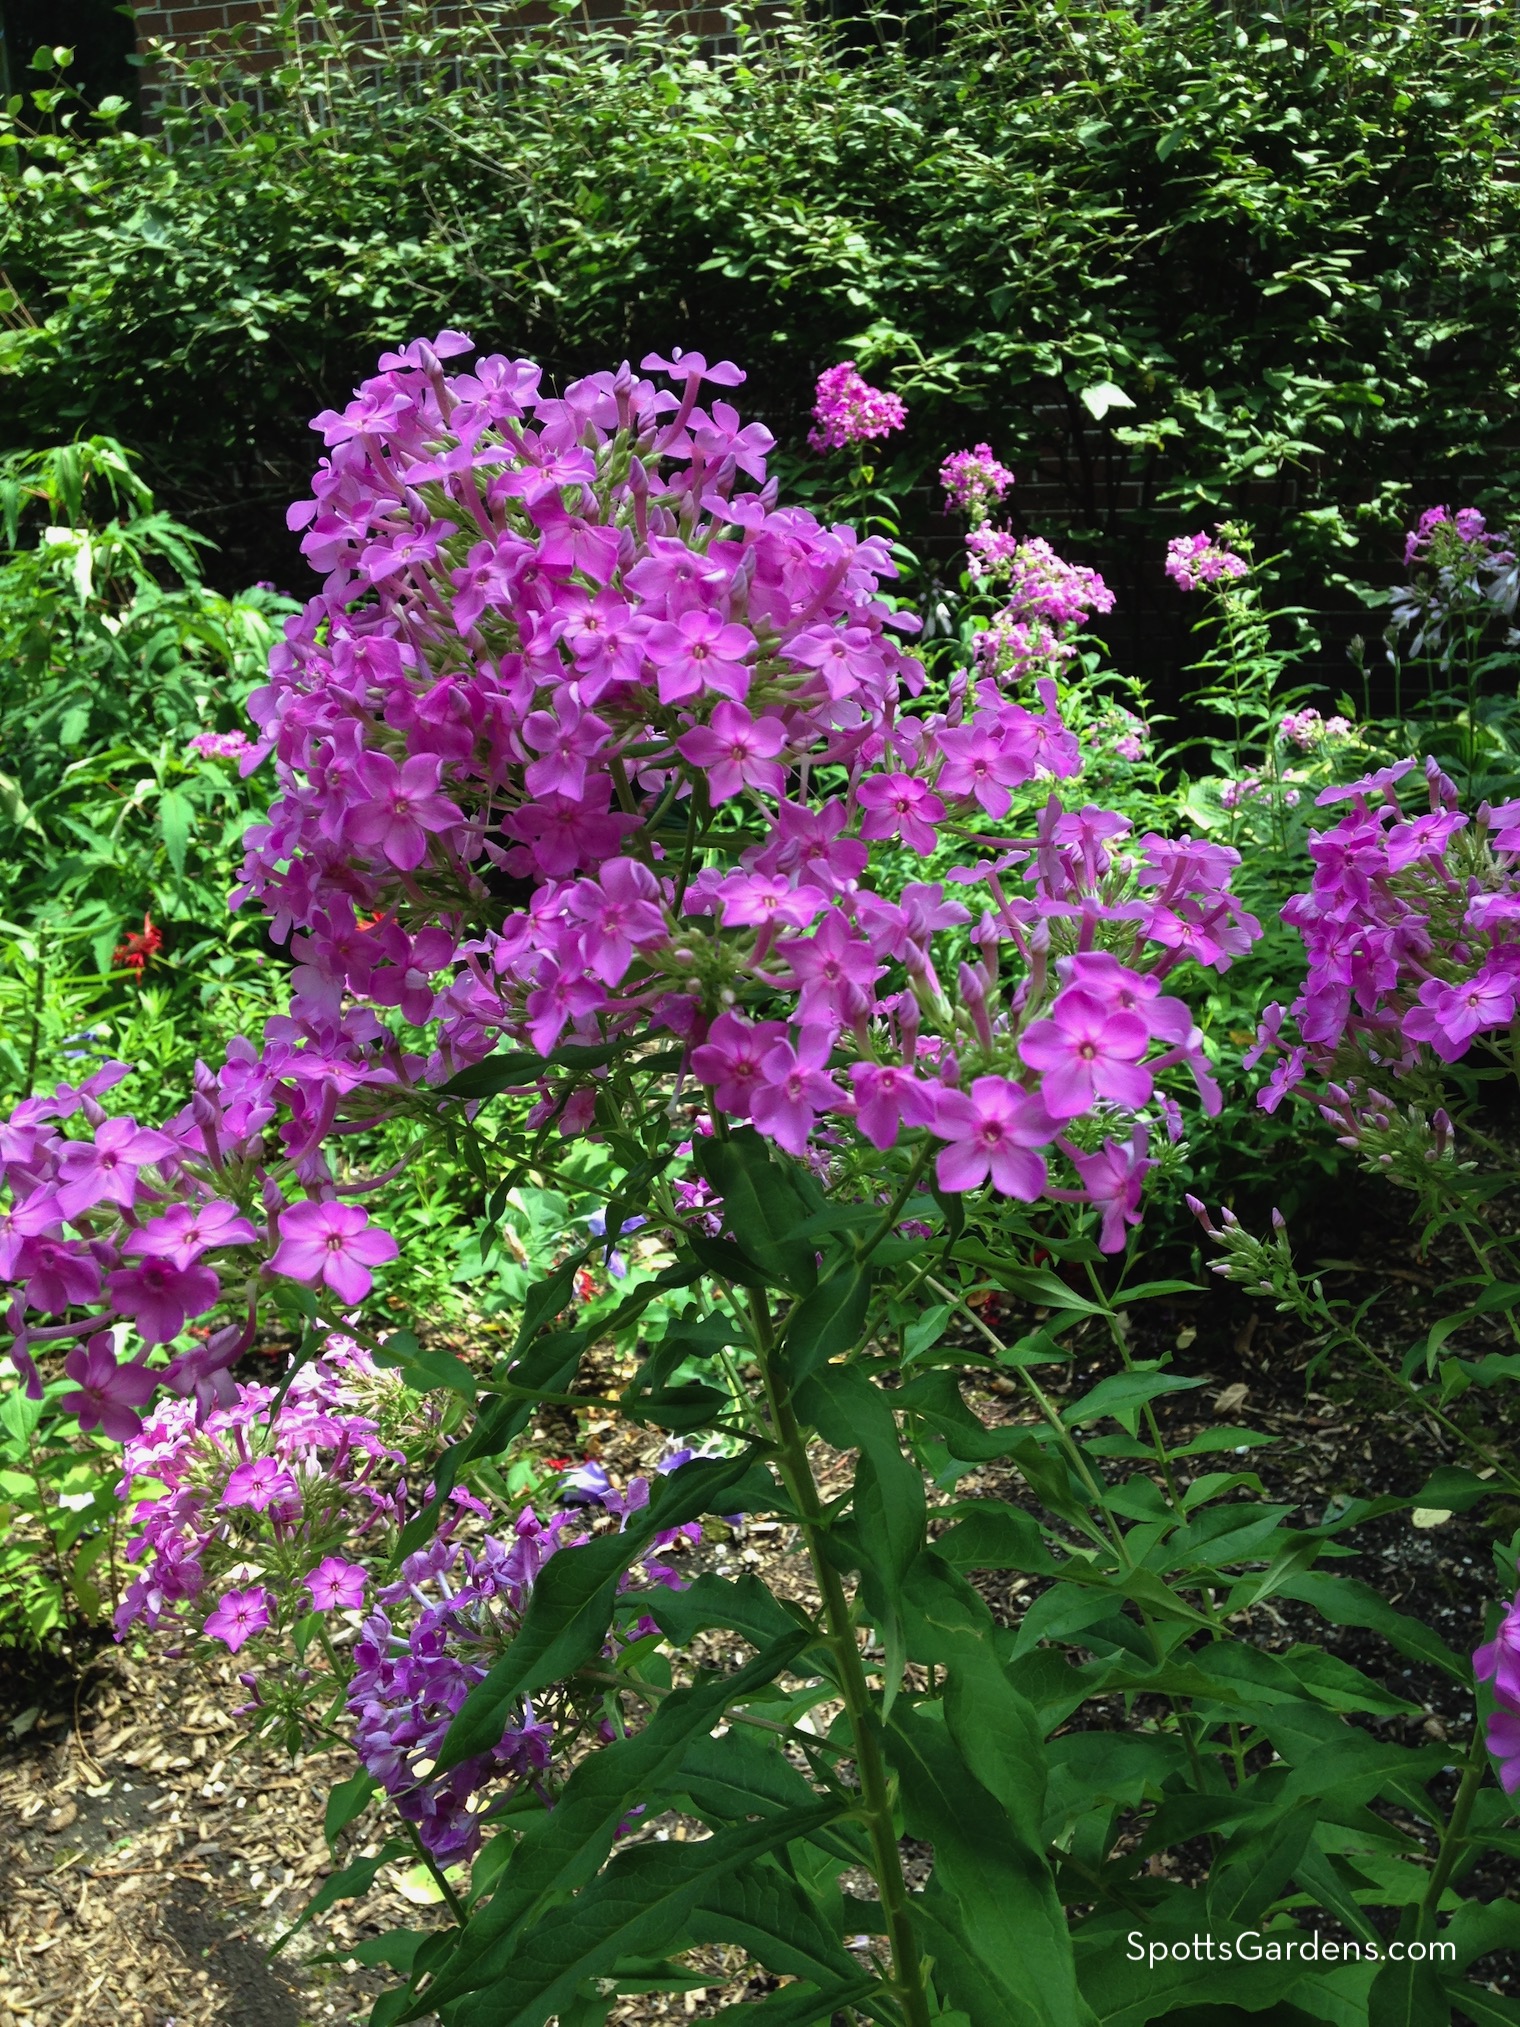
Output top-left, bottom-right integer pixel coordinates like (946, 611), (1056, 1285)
(0, 332), (1257, 1449)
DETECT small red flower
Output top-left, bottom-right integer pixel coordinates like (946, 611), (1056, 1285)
(113, 913), (164, 976)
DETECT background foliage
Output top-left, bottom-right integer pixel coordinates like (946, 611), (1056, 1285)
(3, 0), (1520, 699)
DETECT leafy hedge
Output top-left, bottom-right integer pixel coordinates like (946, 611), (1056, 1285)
(3, 0), (1519, 695)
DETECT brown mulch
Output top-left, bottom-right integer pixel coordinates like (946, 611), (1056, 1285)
(4, 1161), (1520, 2021)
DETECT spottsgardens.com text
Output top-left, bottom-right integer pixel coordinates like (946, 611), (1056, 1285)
(1126, 1930), (1454, 1968)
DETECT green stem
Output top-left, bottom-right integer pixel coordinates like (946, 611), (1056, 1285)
(400, 1817), (468, 1925)
(747, 1291), (932, 2027)
(23, 929), (46, 1100)
(1417, 1742), (1486, 1940)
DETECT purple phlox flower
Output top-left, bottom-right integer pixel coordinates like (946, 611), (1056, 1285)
(1475, 1596), (1520, 1703)
(61, 1334), (158, 1441)
(566, 857), (668, 986)
(1242, 1002), (1285, 1072)
(304, 1556), (369, 1612)
(648, 610), (757, 704)
(189, 730), (252, 761)
(126, 1199), (258, 1267)
(1165, 530), (1248, 592)
(55, 1116), (176, 1220)
(848, 1061), (939, 1151)
(222, 1455), (302, 1514)
(1385, 810), (1467, 872)
(1314, 759), (1415, 808)
(16, 1234), (101, 1315)
(807, 362), (907, 454)
(106, 1255), (221, 1347)
(1402, 965), (1517, 1062)
(640, 349), (745, 389)
(940, 444), (1015, 518)
(204, 1585), (271, 1654)
(750, 1028), (845, 1157)
(689, 1011), (788, 1119)
(269, 1199), (399, 1306)
(857, 771), (945, 856)
(1054, 1127), (1155, 1253)
(776, 910), (885, 1029)
(1018, 989), (1154, 1119)
(930, 1076), (1053, 1200)
(558, 1458), (614, 1508)
(345, 753), (463, 872)
(677, 702), (788, 804)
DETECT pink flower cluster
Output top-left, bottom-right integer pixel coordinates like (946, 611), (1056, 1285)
(1402, 505), (1510, 571)
(806, 361), (907, 454)
(966, 534), (1115, 686)
(1279, 707), (1352, 752)
(1219, 776), (1300, 813)
(189, 730), (253, 761)
(117, 1334), (698, 1861)
(1165, 531), (1248, 593)
(348, 1471), (697, 1861)
(1248, 758), (1520, 1114)
(1392, 506), (1518, 657)
(939, 444), (1014, 521)
(1476, 1588), (1520, 1796)
(0, 334), (1261, 1436)
(114, 1336), (413, 1642)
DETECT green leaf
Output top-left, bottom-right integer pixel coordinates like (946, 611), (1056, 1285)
(704, 1980), (879, 2024)
(635, 1572), (817, 1657)
(1368, 1956), (1451, 2027)
(448, 1805), (843, 2027)
(935, 1502), (1064, 1577)
(951, 1245), (1103, 1314)
(442, 1039), (631, 1100)
(157, 786), (194, 878)
(889, 1703), (1087, 2027)
(1062, 1368), (1206, 1434)
(419, 1642), (814, 2018)
(323, 1769), (376, 1852)
(688, 1855), (864, 1986)
(375, 1338), (477, 1398)
(1275, 1571), (1469, 1680)
(695, 1129), (819, 1293)
(269, 1840), (408, 1955)
(438, 1452), (763, 1770)
(781, 1261), (872, 1381)
(1074, 1898), (1336, 2024)
(1206, 1797), (1320, 1926)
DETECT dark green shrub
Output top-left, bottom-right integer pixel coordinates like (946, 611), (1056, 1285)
(2, 0), (1519, 701)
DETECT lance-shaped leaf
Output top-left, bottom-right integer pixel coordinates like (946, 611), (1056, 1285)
(889, 1703), (1088, 2027)
(437, 1452), (762, 1772)
(634, 1573), (820, 1660)
(688, 1856), (866, 1987)
(416, 1638), (812, 2019)
(704, 1978), (881, 2024)
(447, 1803), (844, 2027)
(781, 1259), (873, 1382)
(1274, 1570), (1470, 1680)
(695, 1128), (820, 1293)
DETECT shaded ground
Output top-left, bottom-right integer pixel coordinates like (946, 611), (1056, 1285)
(3, 1160), (1520, 2022)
